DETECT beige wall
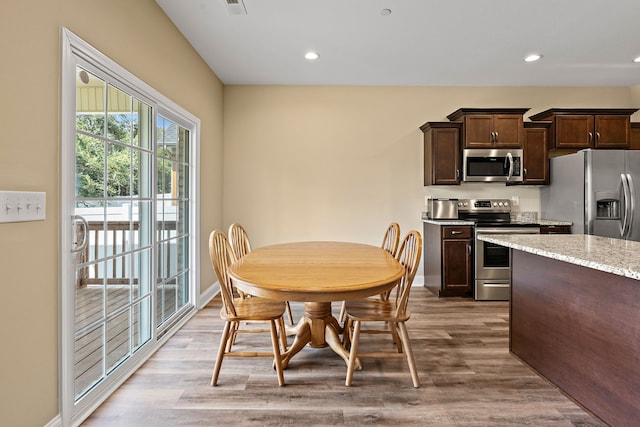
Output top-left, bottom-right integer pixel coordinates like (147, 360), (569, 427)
(223, 85), (633, 249)
(0, 1), (223, 426)
(632, 84), (640, 121)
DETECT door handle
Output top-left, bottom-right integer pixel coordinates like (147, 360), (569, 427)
(72, 215), (89, 253)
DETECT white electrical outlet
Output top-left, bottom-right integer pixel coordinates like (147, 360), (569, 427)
(0, 191), (46, 223)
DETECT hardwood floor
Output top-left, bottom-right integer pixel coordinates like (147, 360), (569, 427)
(82, 287), (604, 426)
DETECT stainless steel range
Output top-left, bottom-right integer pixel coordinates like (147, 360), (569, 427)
(457, 199), (540, 301)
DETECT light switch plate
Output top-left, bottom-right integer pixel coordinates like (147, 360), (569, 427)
(0, 191), (46, 223)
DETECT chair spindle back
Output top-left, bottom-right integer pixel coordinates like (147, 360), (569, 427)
(208, 230), (238, 317)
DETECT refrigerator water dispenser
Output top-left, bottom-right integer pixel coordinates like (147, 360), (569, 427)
(596, 192), (620, 219)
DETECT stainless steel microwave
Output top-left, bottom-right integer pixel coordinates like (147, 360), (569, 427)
(462, 148), (523, 183)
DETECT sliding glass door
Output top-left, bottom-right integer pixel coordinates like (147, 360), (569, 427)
(61, 29), (199, 426)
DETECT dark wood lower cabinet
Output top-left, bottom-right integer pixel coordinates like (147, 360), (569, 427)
(511, 250), (640, 426)
(424, 223), (472, 297)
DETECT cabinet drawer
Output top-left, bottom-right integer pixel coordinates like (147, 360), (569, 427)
(443, 226), (472, 239)
(540, 225), (571, 234)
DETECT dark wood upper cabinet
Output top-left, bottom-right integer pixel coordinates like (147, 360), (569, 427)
(529, 108), (637, 151)
(522, 121), (551, 185)
(420, 122), (462, 185)
(447, 108), (529, 149)
(631, 123), (640, 150)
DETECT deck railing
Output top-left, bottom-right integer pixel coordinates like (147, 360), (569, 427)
(76, 220), (177, 287)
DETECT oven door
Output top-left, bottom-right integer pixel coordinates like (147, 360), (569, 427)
(474, 227), (539, 300)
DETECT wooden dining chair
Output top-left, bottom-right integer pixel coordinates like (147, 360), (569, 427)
(339, 222), (401, 322)
(208, 230), (287, 386)
(342, 230), (422, 387)
(228, 223), (295, 325)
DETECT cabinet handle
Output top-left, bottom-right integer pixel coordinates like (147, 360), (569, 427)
(456, 169), (460, 179)
(450, 230), (462, 235)
(494, 131), (499, 142)
(524, 168), (527, 177)
(588, 132), (593, 143)
(596, 132), (600, 143)
(468, 244), (471, 255)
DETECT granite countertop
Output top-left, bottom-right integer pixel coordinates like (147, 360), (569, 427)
(422, 218), (476, 226)
(478, 233), (640, 280)
(421, 212), (571, 227)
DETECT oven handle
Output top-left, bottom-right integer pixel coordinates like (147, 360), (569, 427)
(482, 283), (511, 288)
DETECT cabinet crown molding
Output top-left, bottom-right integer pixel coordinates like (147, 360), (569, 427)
(447, 108), (530, 121)
(529, 108), (638, 121)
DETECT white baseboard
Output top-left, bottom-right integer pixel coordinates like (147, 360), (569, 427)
(413, 274), (424, 287)
(45, 414), (62, 427)
(198, 281), (218, 309)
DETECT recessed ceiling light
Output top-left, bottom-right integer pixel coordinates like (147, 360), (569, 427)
(633, 56), (640, 63)
(304, 51), (319, 60)
(524, 54), (543, 62)
(381, 8), (392, 16)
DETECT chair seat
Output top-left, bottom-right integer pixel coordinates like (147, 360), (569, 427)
(344, 299), (410, 323)
(220, 297), (286, 322)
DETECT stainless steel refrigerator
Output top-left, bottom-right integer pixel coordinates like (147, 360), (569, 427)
(541, 149), (640, 241)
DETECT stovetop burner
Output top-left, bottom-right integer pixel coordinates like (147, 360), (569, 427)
(456, 198), (539, 227)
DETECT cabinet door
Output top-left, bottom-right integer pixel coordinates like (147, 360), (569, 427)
(493, 114), (523, 148)
(555, 115), (594, 148)
(427, 127), (460, 185)
(463, 115), (494, 148)
(523, 126), (549, 184)
(594, 115), (630, 148)
(631, 123), (640, 150)
(442, 239), (472, 293)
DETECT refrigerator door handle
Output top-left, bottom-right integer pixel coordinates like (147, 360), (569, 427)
(620, 174), (631, 238)
(626, 173), (635, 239)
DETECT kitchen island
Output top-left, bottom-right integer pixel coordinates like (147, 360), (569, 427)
(479, 233), (640, 427)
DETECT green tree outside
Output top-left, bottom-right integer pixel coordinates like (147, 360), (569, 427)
(76, 114), (173, 200)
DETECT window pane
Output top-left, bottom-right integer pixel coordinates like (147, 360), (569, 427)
(176, 162), (189, 200)
(178, 128), (189, 163)
(74, 324), (105, 397)
(107, 85), (132, 144)
(76, 135), (105, 199)
(135, 100), (153, 150)
(133, 248), (153, 298)
(106, 143), (132, 198)
(106, 310), (130, 372)
(133, 298), (152, 351)
(134, 149), (153, 198)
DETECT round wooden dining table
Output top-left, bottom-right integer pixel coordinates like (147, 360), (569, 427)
(228, 241), (405, 368)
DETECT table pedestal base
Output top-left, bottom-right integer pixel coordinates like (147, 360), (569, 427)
(281, 301), (361, 370)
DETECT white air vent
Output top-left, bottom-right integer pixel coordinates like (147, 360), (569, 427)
(224, 0), (247, 15)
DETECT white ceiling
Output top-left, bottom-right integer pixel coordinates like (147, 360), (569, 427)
(155, 0), (640, 87)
